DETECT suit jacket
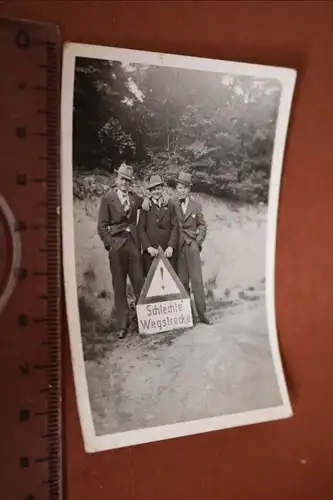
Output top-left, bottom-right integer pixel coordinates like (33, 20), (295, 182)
(97, 190), (143, 253)
(173, 196), (207, 251)
(138, 199), (178, 252)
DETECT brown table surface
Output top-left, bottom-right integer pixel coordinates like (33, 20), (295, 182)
(1, 1), (333, 499)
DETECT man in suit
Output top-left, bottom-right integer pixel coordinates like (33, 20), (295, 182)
(138, 174), (178, 275)
(97, 163), (150, 339)
(173, 172), (211, 325)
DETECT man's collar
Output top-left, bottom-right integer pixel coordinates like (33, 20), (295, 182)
(117, 188), (129, 198)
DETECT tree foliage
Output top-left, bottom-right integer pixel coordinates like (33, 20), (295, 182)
(73, 58), (147, 172)
(73, 56), (281, 203)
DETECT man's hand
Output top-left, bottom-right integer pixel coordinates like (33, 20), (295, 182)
(147, 246), (158, 258)
(142, 197), (151, 211)
(164, 246), (173, 258)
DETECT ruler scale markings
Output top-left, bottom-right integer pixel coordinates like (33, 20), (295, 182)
(45, 33), (61, 500)
(0, 18), (61, 500)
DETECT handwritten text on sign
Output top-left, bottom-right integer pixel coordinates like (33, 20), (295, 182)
(137, 298), (193, 334)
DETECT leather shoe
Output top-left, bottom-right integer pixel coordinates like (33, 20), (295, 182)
(199, 315), (211, 325)
(118, 329), (127, 339)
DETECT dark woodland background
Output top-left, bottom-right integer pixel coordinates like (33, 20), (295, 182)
(73, 57), (281, 204)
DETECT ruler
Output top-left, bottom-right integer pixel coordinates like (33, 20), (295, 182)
(0, 18), (61, 500)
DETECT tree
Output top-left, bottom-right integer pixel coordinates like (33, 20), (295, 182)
(73, 57), (282, 203)
(73, 57), (147, 173)
(130, 64), (281, 201)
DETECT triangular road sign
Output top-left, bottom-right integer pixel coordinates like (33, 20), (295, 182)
(146, 259), (180, 297)
(138, 246), (189, 305)
(137, 247), (193, 334)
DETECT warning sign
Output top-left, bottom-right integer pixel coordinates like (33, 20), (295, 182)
(146, 260), (180, 297)
(137, 247), (193, 335)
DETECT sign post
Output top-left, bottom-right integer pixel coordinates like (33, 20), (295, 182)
(136, 246), (193, 335)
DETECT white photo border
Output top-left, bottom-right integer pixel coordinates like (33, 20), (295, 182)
(61, 42), (296, 453)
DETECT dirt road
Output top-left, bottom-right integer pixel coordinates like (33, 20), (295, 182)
(85, 298), (282, 436)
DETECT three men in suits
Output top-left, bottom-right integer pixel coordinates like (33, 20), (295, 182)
(98, 163), (210, 338)
(173, 172), (211, 325)
(97, 163), (150, 339)
(138, 174), (178, 275)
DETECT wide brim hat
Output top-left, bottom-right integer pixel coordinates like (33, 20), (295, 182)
(115, 162), (134, 181)
(176, 171), (192, 187)
(147, 174), (164, 189)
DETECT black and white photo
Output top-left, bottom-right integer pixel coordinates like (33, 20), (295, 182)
(61, 43), (296, 452)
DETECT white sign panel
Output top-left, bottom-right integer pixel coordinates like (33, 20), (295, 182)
(137, 298), (193, 335)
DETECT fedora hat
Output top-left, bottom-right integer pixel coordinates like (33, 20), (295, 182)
(115, 162), (134, 181)
(147, 174), (164, 190)
(176, 171), (192, 187)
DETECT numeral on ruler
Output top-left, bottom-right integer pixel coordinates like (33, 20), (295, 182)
(0, 18), (61, 500)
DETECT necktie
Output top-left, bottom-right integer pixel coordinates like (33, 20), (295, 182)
(122, 195), (130, 216)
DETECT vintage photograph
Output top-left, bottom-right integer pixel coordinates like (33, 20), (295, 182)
(61, 43), (296, 452)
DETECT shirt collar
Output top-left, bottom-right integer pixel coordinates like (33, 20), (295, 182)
(117, 188), (129, 199)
